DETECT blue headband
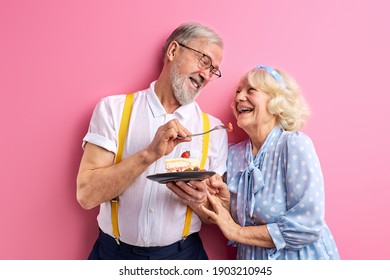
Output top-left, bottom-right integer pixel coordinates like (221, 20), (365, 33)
(255, 65), (287, 90)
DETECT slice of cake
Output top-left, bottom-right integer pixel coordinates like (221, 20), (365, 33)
(165, 151), (200, 172)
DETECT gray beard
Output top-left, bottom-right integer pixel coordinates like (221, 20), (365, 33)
(171, 64), (200, 105)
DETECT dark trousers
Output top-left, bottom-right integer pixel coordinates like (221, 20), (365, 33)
(88, 229), (209, 260)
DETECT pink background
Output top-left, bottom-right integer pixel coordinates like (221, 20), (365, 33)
(1, 0), (389, 259)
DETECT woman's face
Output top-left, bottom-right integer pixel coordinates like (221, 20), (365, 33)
(231, 75), (276, 134)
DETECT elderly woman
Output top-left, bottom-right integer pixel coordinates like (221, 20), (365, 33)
(202, 65), (340, 260)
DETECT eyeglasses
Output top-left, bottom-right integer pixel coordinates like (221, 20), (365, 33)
(178, 43), (222, 80)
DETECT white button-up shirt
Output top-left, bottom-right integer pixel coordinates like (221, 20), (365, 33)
(83, 81), (228, 246)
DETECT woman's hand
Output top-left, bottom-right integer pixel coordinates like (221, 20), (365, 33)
(204, 173), (230, 210)
(201, 192), (241, 241)
(203, 192), (275, 247)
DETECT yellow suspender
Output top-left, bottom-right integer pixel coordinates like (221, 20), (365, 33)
(181, 112), (210, 239)
(111, 94), (134, 243)
(111, 93), (210, 242)
(200, 112), (210, 170)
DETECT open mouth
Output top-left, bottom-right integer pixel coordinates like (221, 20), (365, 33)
(190, 77), (201, 89)
(237, 107), (253, 114)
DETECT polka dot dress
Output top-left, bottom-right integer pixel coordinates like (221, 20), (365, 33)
(227, 126), (340, 260)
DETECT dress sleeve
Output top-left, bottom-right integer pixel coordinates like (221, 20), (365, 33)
(267, 132), (325, 251)
(82, 97), (118, 154)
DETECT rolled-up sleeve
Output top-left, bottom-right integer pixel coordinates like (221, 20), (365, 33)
(82, 97), (118, 154)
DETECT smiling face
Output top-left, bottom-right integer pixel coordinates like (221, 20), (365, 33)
(170, 40), (222, 105)
(232, 73), (277, 138)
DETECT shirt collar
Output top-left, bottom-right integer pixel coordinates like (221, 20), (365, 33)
(146, 81), (198, 119)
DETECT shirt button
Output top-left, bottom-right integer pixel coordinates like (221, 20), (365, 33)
(149, 208), (155, 213)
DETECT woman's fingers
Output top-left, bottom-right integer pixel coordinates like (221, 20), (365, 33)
(200, 204), (216, 223)
(206, 191), (222, 211)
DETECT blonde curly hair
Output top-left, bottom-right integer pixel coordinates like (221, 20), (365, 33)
(247, 67), (310, 131)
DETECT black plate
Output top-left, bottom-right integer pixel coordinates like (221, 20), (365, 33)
(147, 171), (216, 184)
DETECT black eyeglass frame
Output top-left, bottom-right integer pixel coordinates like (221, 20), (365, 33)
(178, 43), (222, 79)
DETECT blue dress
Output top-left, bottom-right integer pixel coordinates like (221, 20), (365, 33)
(227, 126), (340, 260)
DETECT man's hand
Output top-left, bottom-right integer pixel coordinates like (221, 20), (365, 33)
(146, 119), (191, 161)
(166, 174), (231, 223)
(166, 180), (207, 208)
(166, 180), (211, 222)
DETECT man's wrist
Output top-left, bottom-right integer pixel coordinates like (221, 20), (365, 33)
(141, 148), (160, 165)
